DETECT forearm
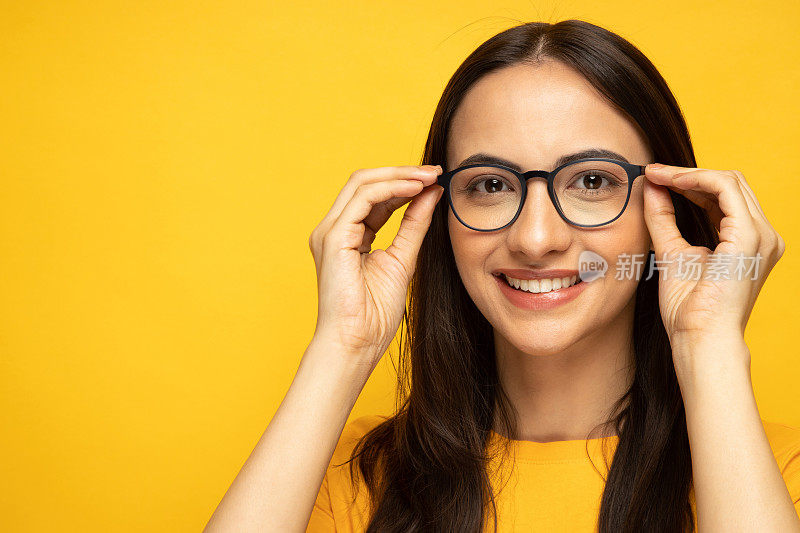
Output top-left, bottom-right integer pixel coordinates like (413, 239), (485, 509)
(204, 339), (373, 533)
(674, 337), (800, 532)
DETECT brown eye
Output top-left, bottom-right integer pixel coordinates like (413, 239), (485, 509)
(476, 178), (508, 193)
(467, 175), (515, 194)
(581, 174), (603, 189)
(570, 172), (621, 191)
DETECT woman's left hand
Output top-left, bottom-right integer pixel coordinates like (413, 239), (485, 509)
(642, 164), (785, 360)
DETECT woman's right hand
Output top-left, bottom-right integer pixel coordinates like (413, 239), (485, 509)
(308, 164), (444, 370)
(205, 167), (443, 531)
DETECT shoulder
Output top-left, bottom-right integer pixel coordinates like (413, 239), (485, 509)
(325, 415), (390, 515)
(308, 415), (390, 531)
(761, 418), (800, 507)
(761, 418), (800, 464)
(330, 414), (391, 466)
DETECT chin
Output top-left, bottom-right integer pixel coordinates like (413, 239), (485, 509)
(501, 330), (577, 357)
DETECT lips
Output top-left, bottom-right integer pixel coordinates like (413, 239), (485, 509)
(493, 270), (588, 310)
(492, 268), (580, 280)
(495, 273), (583, 294)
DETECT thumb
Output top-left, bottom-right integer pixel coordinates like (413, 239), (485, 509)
(385, 185), (443, 275)
(643, 178), (688, 256)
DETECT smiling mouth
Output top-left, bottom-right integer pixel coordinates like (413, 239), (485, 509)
(494, 273), (584, 294)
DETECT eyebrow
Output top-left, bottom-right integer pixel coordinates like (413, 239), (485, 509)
(454, 148), (630, 171)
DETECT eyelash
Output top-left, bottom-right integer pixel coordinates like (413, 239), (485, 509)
(466, 173), (623, 194)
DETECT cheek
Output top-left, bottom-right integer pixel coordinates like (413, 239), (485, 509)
(625, 184), (651, 248)
(449, 213), (479, 267)
(598, 199), (651, 280)
(448, 212), (494, 286)
(582, 193), (650, 277)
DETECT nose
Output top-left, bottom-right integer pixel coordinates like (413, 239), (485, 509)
(504, 179), (572, 260)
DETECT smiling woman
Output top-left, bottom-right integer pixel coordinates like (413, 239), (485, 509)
(204, 19), (800, 533)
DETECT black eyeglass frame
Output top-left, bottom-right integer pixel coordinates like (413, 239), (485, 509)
(437, 157), (647, 231)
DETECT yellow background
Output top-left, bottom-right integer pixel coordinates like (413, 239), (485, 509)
(1, 1), (798, 531)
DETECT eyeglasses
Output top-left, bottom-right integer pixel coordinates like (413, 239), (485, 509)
(437, 158), (646, 231)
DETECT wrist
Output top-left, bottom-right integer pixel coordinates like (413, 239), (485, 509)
(306, 332), (381, 378)
(670, 329), (748, 356)
(670, 332), (751, 392)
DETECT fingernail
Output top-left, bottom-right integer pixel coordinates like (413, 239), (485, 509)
(648, 163), (665, 170)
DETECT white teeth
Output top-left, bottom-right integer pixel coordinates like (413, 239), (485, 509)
(502, 273), (579, 294)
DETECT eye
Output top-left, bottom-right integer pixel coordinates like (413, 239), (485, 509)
(469, 176), (515, 194)
(570, 172), (620, 191)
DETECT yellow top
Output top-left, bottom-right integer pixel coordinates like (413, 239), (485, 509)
(307, 414), (800, 532)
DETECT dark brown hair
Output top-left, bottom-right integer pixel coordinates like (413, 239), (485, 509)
(342, 19), (718, 532)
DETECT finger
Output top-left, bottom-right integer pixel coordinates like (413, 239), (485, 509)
(649, 165), (760, 232)
(324, 179), (427, 253)
(643, 178), (690, 255)
(360, 194), (417, 249)
(650, 167), (759, 254)
(646, 165), (751, 223)
(721, 170), (765, 231)
(728, 170), (766, 218)
(646, 164), (724, 228)
(727, 170), (784, 261)
(317, 165), (441, 237)
(728, 170), (774, 236)
(664, 185), (725, 230)
(384, 184), (444, 276)
(357, 194), (421, 254)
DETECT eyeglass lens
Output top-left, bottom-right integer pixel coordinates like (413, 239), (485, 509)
(448, 160), (631, 229)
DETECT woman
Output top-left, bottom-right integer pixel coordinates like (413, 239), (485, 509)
(205, 19), (800, 532)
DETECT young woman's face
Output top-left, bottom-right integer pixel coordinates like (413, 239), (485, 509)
(445, 61), (654, 356)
